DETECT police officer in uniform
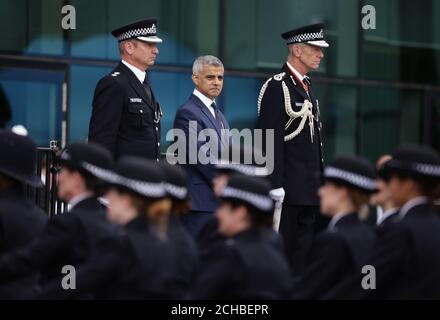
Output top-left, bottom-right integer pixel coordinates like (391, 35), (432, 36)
(370, 155), (400, 228)
(256, 23), (329, 274)
(293, 156), (377, 299)
(326, 145), (440, 299)
(89, 18), (163, 161)
(0, 142), (114, 298)
(161, 162), (199, 298)
(0, 127), (47, 299)
(39, 157), (178, 299)
(192, 174), (292, 299)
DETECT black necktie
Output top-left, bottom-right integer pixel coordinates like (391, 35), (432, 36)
(211, 102), (224, 129)
(303, 76), (311, 87)
(142, 76), (153, 102)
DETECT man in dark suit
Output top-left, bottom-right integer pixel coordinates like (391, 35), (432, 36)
(256, 23), (329, 274)
(0, 142), (115, 298)
(173, 55), (230, 239)
(0, 127), (47, 299)
(88, 18), (163, 161)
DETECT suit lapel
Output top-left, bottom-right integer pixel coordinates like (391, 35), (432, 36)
(282, 64), (310, 102)
(190, 94), (223, 138)
(118, 63), (155, 111)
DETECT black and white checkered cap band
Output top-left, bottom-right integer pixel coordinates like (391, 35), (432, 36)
(389, 160), (440, 177)
(221, 186), (273, 211)
(324, 166), (377, 191)
(117, 26), (157, 41)
(286, 30), (324, 44)
(215, 161), (269, 176)
(413, 163), (440, 177)
(164, 183), (188, 200)
(82, 162), (166, 198)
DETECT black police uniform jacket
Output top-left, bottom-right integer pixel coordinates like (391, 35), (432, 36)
(256, 64), (323, 205)
(37, 216), (178, 299)
(0, 197), (112, 291)
(293, 213), (376, 299)
(89, 62), (161, 161)
(167, 213), (199, 298)
(192, 228), (292, 299)
(326, 203), (440, 299)
(0, 186), (47, 299)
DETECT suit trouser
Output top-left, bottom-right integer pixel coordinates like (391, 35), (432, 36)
(279, 205), (318, 275)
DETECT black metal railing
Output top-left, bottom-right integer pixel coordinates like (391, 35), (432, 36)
(26, 141), (67, 217)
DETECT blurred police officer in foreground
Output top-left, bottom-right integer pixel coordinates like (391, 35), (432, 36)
(89, 18), (163, 161)
(293, 156), (377, 299)
(0, 141), (113, 298)
(370, 155), (399, 228)
(42, 157), (178, 299)
(256, 23), (329, 274)
(192, 174), (291, 299)
(326, 145), (440, 299)
(197, 144), (282, 253)
(0, 127), (47, 299)
(161, 162), (199, 298)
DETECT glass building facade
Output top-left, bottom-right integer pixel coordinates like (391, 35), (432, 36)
(0, 0), (439, 163)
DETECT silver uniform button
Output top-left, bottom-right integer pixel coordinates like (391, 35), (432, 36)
(140, 109), (143, 114)
(156, 158), (160, 162)
(157, 142), (160, 147)
(155, 127), (158, 131)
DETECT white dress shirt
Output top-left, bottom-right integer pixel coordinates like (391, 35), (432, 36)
(398, 196), (429, 219)
(286, 61), (306, 82)
(327, 212), (351, 231)
(122, 60), (146, 84)
(377, 207), (399, 225)
(67, 192), (94, 212)
(193, 89), (216, 118)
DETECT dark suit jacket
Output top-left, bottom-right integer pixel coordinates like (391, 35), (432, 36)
(256, 64), (323, 205)
(0, 197), (111, 290)
(89, 62), (161, 160)
(173, 94), (230, 212)
(0, 186), (47, 299)
(293, 213), (376, 299)
(192, 228), (292, 299)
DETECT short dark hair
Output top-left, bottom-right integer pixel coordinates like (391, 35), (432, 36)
(62, 165), (100, 195)
(226, 199), (272, 228)
(391, 172), (438, 199)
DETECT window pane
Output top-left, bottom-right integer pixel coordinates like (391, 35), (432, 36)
(359, 86), (423, 160)
(149, 70), (194, 149)
(0, 0), (64, 55)
(70, 0), (220, 65)
(69, 65), (112, 142)
(221, 75), (262, 130)
(0, 68), (64, 146)
(362, 0), (440, 85)
(315, 83), (357, 162)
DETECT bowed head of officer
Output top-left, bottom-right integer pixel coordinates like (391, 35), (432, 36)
(97, 156), (172, 238)
(192, 174), (292, 299)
